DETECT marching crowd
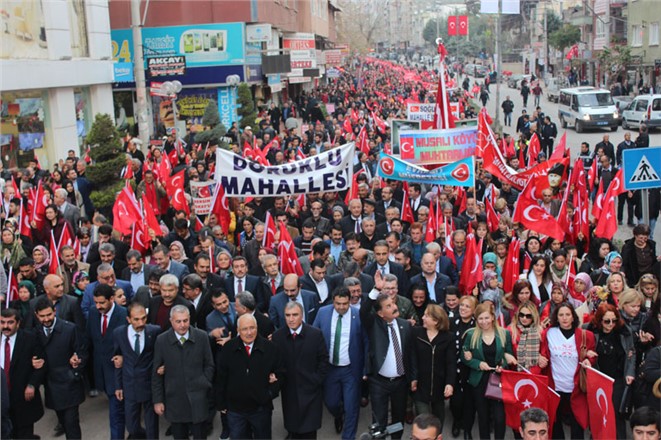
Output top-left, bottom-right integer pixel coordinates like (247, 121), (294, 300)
(1, 55), (661, 440)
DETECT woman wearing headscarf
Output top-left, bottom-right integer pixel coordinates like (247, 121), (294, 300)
(216, 249), (233, 279)
(572, 273), (593, 303)
(168, 240), (194, 272)
(32, 245), (50, 276)
(482, 252), (501, 282)
(72, 271), (89, 303)
(1, 226), (27, 272)
(590, 250), (623, 287)
(539, 283), (580, 328)
(481, 270), (506, 327)
(410, 284), (431, 326)
(9, 280), (36, 325)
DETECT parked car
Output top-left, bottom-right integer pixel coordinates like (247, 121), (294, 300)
(545, 77), (566, 103)
(621, 94), (661, 130)
(507, 74), (531, 89)
(613, 96), (634, 125)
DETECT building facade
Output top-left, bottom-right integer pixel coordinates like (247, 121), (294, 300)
(0, 0), (115, 169)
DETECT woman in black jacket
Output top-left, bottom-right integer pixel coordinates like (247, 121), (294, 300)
(411, 304), (456, 430)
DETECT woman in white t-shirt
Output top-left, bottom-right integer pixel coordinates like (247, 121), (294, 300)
(539, 303), (596, 440)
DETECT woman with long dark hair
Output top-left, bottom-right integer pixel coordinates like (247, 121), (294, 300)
(540, 303), (596, 439)
(411, 304), (456, 429)
(579, 238), (612, 274)
(32, 204), (73, 248)
(528, 254), (553, 304)
(583, 303), (635, 439)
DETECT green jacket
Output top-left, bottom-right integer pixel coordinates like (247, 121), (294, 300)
(461, 328), (513, 387)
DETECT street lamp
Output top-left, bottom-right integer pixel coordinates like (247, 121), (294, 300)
(162, 80), (183, 137)
(226, 74), (240, 87)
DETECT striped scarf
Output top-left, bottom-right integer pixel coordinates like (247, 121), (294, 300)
(516, 325), (541, 369)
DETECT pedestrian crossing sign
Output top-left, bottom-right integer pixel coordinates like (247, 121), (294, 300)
(623, 147), (661, 190)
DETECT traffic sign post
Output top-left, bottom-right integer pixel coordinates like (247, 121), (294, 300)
(623, 146), (661, 227)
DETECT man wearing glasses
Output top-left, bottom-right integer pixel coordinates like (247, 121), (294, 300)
(81, 263), (133, 319)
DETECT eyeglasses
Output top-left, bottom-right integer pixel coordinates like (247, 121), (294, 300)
(602, 319), (616, 324)
(518, 313), (533, 319)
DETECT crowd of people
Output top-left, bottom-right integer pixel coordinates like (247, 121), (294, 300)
(1, 55), (661, 440)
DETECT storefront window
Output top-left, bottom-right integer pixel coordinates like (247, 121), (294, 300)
(0, 90), (48, 168)
(74, 87), (91, 150)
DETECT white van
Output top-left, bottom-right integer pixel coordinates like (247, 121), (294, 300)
(621, 94), (661, 130)
(557, 87), (619, 133)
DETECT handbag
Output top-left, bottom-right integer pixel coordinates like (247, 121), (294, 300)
(484, 371), (503, 401)
(578, 329), (588, 393)
(619, 384), (633, 417)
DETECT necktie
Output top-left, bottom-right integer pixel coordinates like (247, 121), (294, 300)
(388, 323), (405, 376)
(4, 337), (10, 389)
(45, 327), (52, 337)
(237, 279), (243, 293)
(380, 266), (386, 275)
(179, 336), (186, 344)
(134, 333), (140, 354)
(271, 278), (276, 296)
(355, 219), (361, 234)
(333, 314), (343, 365)
(292, 332), (297, 340)
(102, 314), (108, 337)
(245, 345), (251, 356)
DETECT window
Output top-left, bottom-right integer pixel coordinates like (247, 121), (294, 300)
(650, 22), (659, 46)
(636, 99), (649, 112)
(632, 24), (643, 46)
(596, 20), (606, 40)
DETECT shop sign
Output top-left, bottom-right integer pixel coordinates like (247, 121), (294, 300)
(283, 33), (316, 77)
(113, 62), (134, 82)
(246, 24), (272, 43)
(147, 56), (186, 76)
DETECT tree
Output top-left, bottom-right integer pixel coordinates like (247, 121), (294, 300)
(423, 19), (439, 47)
(335, 0), (381, 54)
(548, 24), (581, 51)
(85, 113), (125, 209)
(236, 83), (256, 130)
(195, 99), (227, 147)
(597, 45), (632, 86)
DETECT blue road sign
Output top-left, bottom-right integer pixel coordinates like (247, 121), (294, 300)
(623, 146), (661, 191)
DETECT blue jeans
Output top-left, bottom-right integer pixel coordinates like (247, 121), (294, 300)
(227, 407), (272, 440)
(324, 366), (361, 440)
(504, 112), (512, 126)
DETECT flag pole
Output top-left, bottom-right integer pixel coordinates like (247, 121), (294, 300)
(5, 267), (12, 307)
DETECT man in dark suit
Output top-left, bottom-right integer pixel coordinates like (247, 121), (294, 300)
(182, 274), (213, 330)
(456, 197), (486, 230)
(114, 302), (161, 440)
(407, 183), (430, 222)
(363, 241), (410, 298)
(272, 302), (329, 439)
(87, 224), (129, 264)
(300, 259), (340, 306)
(224, 256), (266, 313)
(89, 242), (128, 283)
(339, 199), (364, 236)
(81, 264), (133, 319)
(215, 314), (285, 440)
(425, 243), (459, 285)
(151, 245), (190, 283)
(375, 186), (402, 218)
(360, 271), (416, 439)
(261, 254), (284, 299)
(234, 291), (274, 339)
(268, 274), (318, 329)
(1, 308), (46, 439)
(54, 188), (81, 231)
(408, 252), (453, 303)
(121, 250), (153, 293)
(33, 296), (87, 439)
(152, 305), (214, 440)
(305, 200), (332, 238)
(147, 274), (195, 333)
(133, 268), (165, 309)
(74, 162), (95, 220)
(312, 287), (367, 440)
(87, 284), (127, 439)
(193, 253), (225, 293)
(25, 274), (85, 331)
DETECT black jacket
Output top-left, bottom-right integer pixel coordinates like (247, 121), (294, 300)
(411, 326), (456, 403)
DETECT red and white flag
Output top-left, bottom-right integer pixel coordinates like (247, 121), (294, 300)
(131, 222), (149, 256)
(458, 15), (469, 36)
(501, 237), (520, 294)
(424, 199), (437, 243)
(512, 175), (565, 241)
(165, 169), (189, 215)
(527, 133), (541, 166)
(594, 168), (626, 239)
(141, 195), (164, 237)
(112, 186), (142, 236)
(262, 211), (277, 250)
(210, 182), (231, 236)
(458, 234), (483, 295)
(447, 16), (457, 36)
(278, 220), (303, 276)
(566, 44), (579, 60)
(433, 41), (456, 130)
(5, 267), (19, 307)
(48, 231), (60, 275)
(485, 196), (500, 233)
(502, 370), (555, 429)
(586, 366), (617, 440)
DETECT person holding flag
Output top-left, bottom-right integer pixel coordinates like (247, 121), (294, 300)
(539, 303), (596, 439)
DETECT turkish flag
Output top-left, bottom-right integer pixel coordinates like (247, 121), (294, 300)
(570, 160), (590, 253)
(586, 367), (617, 440)
(485, 196), (500, 233)
(243, 140), (254, 161)
(344, 169), (363, 205)
(193, 216), (204, 232)
(401, 188), (415, 225)
(433, 43), (456, 130)
(476, 108), (495, 157)
(131, 222), (149, 256)
(357, 126), (370, 155)
(295, 147), (307, 160)
(595, 169), (626, 239)
(121, 163), (133, 180)
(501, 237), (520, 294)
(550, 132), (569, 161)
(512, 175), (565, 241)
(458, 234), (483, 295)
(278, 220), (303, 276)
(48, 231), (60, 275)
(210, 182), (231, 236)
(447, 16), (457, 36)
(5, 267), (19, 306)
(501, 370), (551, 429)
(587, 158), (598, 192)
(141, 195), (164, 237)
(343, 117), (353, 134)
(425, 199), (437, 243)
(58, 223), (74, 249)
(527, 133), (541, 166)
(112, 186), (142, 235)
(30, 181), (48, 230)
(455, 186), (467, 214)
(165, 170), (189, 215)
(591, 178), (606, 220)
(19, 199), (32, 239)
(208, 247), (217, 274)
(458, 15), (469, 36)
(372, 111), (388, 134)
(262, 210), (277, 250)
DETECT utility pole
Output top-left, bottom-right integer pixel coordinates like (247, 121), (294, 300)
(131, 0), (150, 147)
(494, 0), (502, 128)
(543, 1), (548, 82)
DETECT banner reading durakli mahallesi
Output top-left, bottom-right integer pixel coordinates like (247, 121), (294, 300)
(216, 143), (355, 197)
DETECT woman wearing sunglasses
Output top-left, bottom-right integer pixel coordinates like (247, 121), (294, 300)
(508, 301), (543, 374)
(582, 303), (636, 439)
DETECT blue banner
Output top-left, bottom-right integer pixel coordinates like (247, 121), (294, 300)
(217, 87), (239, 129)
(378, 153), (475, 188)
(111, 22), (245, 68)
(113, 62), (134, 82)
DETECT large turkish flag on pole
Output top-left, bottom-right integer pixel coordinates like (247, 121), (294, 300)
(458, 16), (469, 36)
(586, 366), (617, 440)
(447, 16), (457, 36)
